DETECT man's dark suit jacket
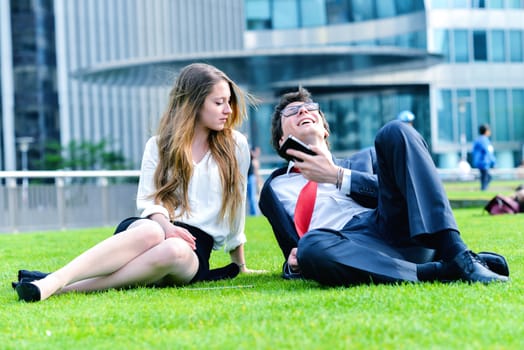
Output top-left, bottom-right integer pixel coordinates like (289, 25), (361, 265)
(259, 148), (379, 261)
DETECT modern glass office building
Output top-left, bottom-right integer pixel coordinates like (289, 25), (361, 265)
(1, 0), (58, 172)
(1, 0), (523, 171)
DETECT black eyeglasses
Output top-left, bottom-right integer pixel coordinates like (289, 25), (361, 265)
(280, 102), (319, 118)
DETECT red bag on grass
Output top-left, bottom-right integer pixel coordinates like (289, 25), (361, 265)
(484, 195), (520, 215)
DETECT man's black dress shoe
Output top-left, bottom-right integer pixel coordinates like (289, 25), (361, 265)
(453, 250), (508, 283)
(15, 281), (42, 302)
(282, 262), (303, 280)
(477, 251), (510, 277)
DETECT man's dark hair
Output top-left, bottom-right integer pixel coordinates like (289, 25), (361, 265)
(270, 87), (330, 153)
(479, 124), (490, 135)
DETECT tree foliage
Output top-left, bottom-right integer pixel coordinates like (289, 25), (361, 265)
(40, 139), (132, 170)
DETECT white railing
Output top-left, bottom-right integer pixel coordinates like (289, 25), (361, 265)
(1, 167), (523, 233)
(0, 170), (140, 233)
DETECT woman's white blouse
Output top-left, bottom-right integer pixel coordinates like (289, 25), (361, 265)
(136, 130), (250, 252)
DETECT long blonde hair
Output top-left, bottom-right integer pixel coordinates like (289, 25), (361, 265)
(153, 63), (249, 224)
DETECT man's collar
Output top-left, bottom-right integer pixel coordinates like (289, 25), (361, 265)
(285, 161), (296, 175)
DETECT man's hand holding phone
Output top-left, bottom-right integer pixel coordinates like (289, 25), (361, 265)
(279, 135), (340, 186)
(278, 135), (317, 162)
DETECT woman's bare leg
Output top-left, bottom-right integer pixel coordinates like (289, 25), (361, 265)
(60, 237), (199, 293)
(29, 219), (165, 300)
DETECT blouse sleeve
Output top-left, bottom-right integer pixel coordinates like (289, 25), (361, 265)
(136, 136), (170, 219)
(223, 131), (250, 252)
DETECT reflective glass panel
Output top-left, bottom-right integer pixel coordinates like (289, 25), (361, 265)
(472, 0), (486, 8)
(396, 0), (425, 13)
(355, 95), (381, 146)
(350, 0), (375, 22)
(246, 0), (271, 29)
(377, 1), (396, 18)
(513, 89), (524, 142)
(454, 30), (469, 62)
(487, 0), (504, 8)
(457, 90), (473, 141)
(509, 30), (523, 62)
(326, 0), (350, 24)
(301, 0), (327, 27)
(473, 30), (487, 61)
(490, 30), (505, 62)
(494, 89), (509, 141)
(433, 29), (451, 61)
(437, 90), (454, 142)
(508, 0), (524, 8)
(475, 89), (490, 128)
(452, 0), (469, 8)
(273, 0), (298, 29)
(430, 0), (450, 8)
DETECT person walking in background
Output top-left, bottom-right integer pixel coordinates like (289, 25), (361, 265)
(472, 124), (496, 191)
(14, 63), (262, 302)
(247, 146), (262, 216)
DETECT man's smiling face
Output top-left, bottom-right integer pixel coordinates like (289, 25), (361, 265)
(279, 101), (329, 147)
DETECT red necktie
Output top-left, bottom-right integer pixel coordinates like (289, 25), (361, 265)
(294, 180), (318, 237)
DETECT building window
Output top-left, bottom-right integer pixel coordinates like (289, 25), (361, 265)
(430, 0), (450, 8)
(472, 0), (486, 8)
(377, 1), (396, 18)
(508, 0), (524, 8)
(493, 89), (509, 141)
(487, 0), (504, 8)
(509, 30), (523, 62)
(490, 30), (506, 62)
(473, 30), (487, 61)
(454, 30), (470, 62)
(273, 0), (299, 29)
(513, 89), (524, 142)
(457, 90), (473, 141)
(326, 0), (351, 24)
(475, 89), (490, 128)
(437, 90), (453, 142)
(350, 0), (376, 22)
(396, 31), (427, 49)
(451, 0), (469, 8)
(301, 0), (327, 27)
(433, 29), (451, 61)
(246, 0), (272, 29)
(397, 0), (425, 13)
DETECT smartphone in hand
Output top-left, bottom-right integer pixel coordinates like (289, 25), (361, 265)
(278, 135), (316, 162)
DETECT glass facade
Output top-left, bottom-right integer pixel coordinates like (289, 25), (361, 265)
(427, 3), (524, 167)
(436, 88), (524, 164)
(244, 0), (524, 167)
(429, 0), (524, 8)
(251, 88), (430, 166)
(245, 0), (424, 30)
(10, 0), (58, 170)
(2, 0), (524, 171)
(435, 28), (524, 63)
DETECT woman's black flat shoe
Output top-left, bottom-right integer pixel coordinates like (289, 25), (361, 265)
(18, 269), (49, 281)
(15, 281), (41, 302)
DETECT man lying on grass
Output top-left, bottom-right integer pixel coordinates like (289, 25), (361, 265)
(259, 87), (509, 286)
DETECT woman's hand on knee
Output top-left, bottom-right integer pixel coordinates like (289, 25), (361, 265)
(164, 224), (196, 250)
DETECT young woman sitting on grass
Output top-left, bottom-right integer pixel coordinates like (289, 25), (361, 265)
(13, 63), (262, 302)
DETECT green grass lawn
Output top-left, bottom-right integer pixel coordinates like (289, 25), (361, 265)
(1, 207), (523, 349)
(444, 179), (523, 200)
